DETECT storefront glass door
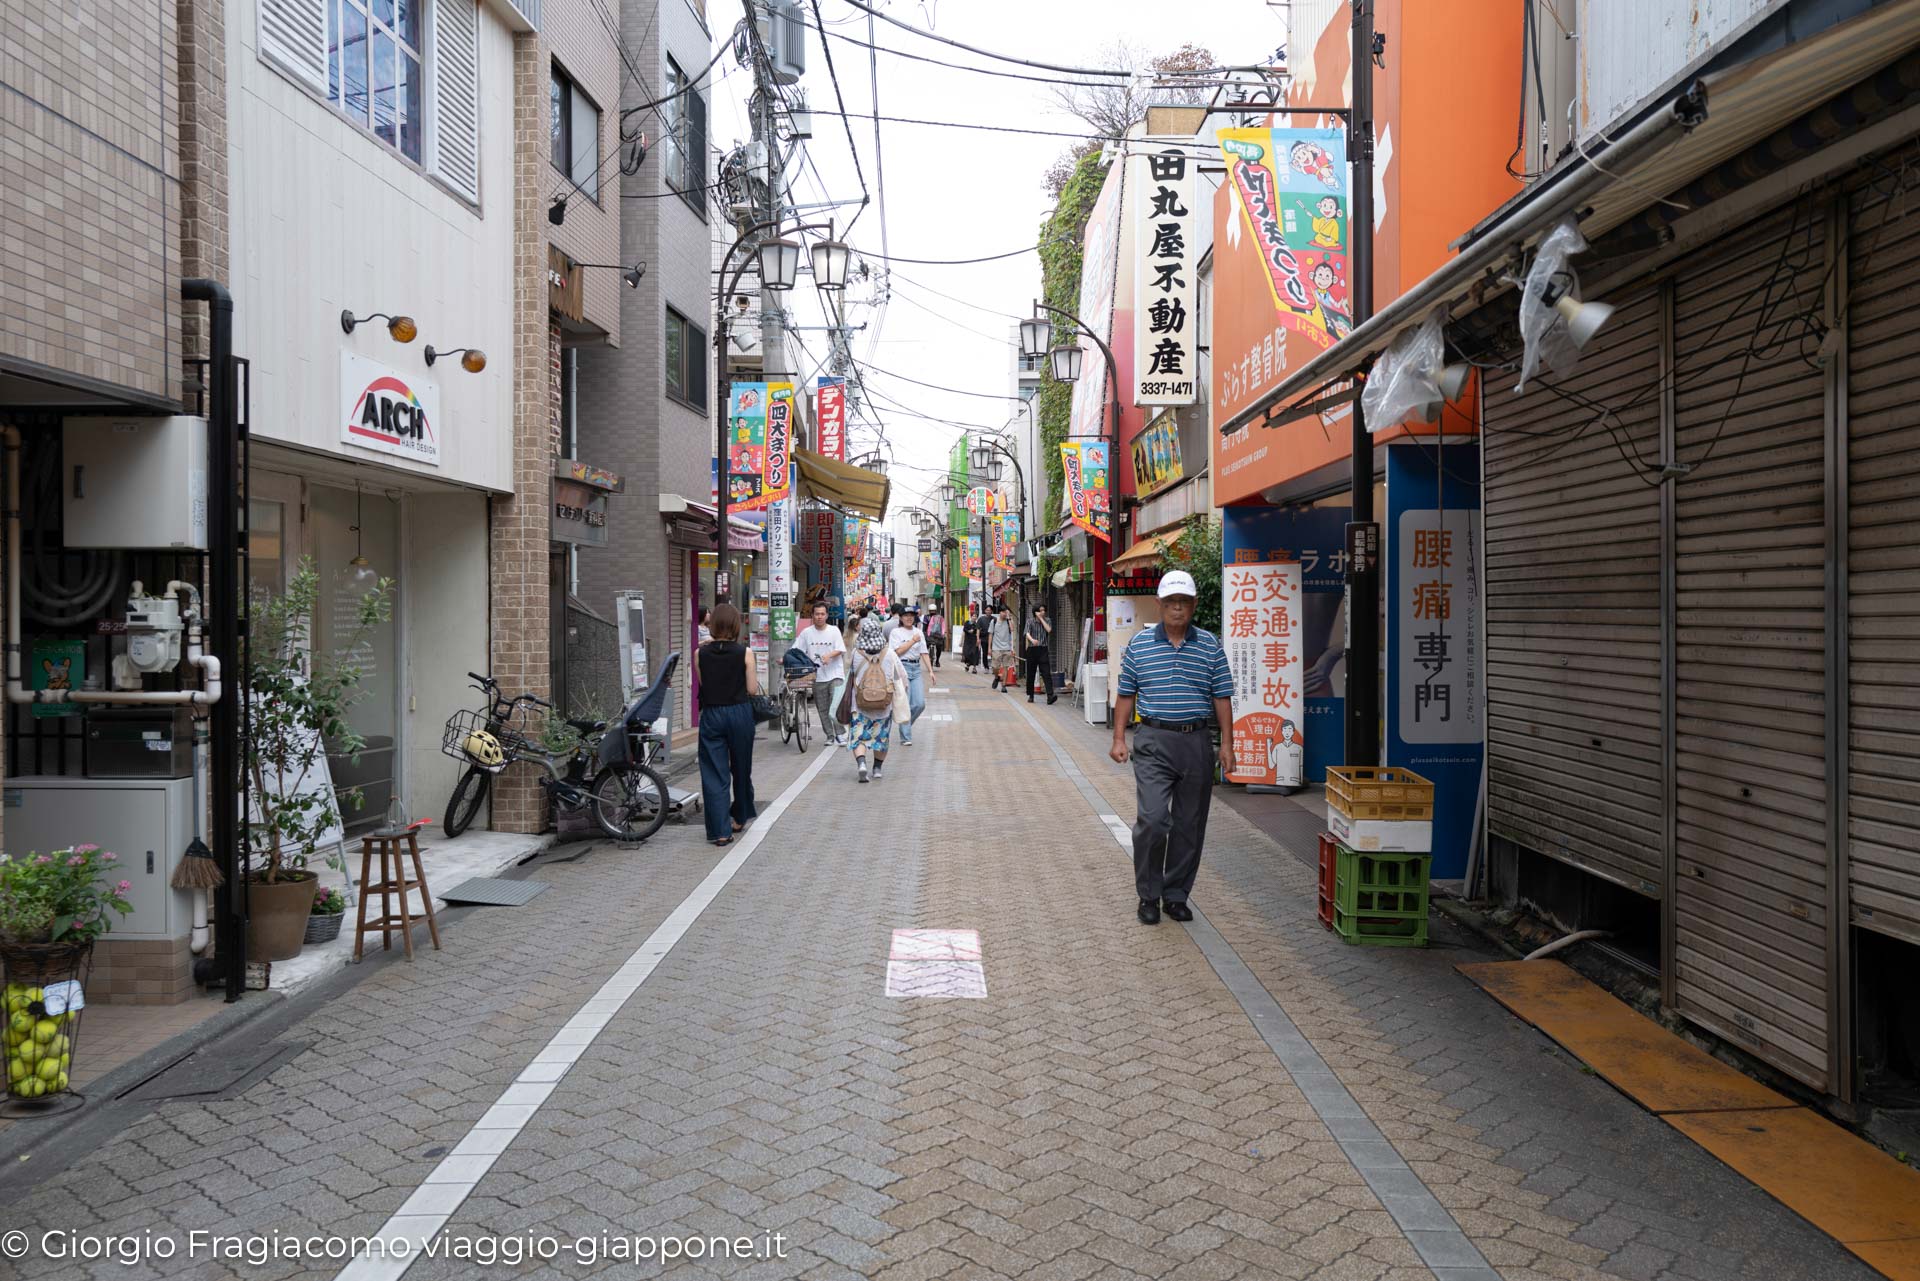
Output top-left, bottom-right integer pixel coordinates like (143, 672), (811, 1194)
(311, 485), (400, 832)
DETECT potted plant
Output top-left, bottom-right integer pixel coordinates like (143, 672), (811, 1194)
(305, 887), (347, 945)
(246, 560), (392, 960)
(0, 844), (132, 1100)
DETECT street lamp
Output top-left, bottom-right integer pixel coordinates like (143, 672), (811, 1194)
(1030, 298), (1123, 627)
(1018, 316), (1052, 359)
(811, 240), (850, 293)
(758, 237), (802, 291)
(1049, 344), (1084, 384)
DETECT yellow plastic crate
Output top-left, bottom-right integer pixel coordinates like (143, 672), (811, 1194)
(1326, 766), (1435, 822)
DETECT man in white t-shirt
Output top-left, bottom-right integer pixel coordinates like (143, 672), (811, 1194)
(796, 601), (849, 744)
(888, 605), (930, 746)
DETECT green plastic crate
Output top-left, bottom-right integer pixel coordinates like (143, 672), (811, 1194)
(1334, 849), (1431, 920)
(1332, 904), (1429, 947)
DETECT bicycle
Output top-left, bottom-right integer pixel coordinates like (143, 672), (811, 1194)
(441, 673), (669, 844)
(779, 673), (814, 753)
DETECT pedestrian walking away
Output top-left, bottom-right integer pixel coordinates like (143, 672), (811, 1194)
(695, 603), (761, 846)
(1109, 571), (1235, 925)
(796, 600), (848, 745)
(844, 614), (906, 783)
(988, 605), (1016, 691)
(1024, 604), (1057, 704)
(889, 604), (930, 745)
(961, 615), (982, 673)
(924, 608), (947, 669)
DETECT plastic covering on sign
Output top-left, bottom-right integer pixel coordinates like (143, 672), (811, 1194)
(1516, 216), (1589, 393)
(1360, 311), (1447, 433)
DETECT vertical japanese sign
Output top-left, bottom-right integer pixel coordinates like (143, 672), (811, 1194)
(1129, 409), (1186, 498)
(1061, 441), (1112, 541)
(726, 381), (795, 511)
(767, 498), (794, 660)
(1386, 442), (1484, 880)
(962, 534), (982, 578)
(1221, 561), (1306, 787)
(1217, 127), (1351, 354)
(815, 376), (846, 462)
(801, 509), (836, 611)
(1132, 148), (1198, 406)
(990, 513), (1021, 571)
(1224, 506), (1350, 782)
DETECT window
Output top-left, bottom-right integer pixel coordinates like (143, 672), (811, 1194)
(328, 0), (424, 162)
(662, 57), (708, 215)
(550, 66), (601, 199)
(666, 308), (708, 410)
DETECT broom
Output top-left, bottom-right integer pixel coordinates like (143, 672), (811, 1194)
(170, 724), (224, 954)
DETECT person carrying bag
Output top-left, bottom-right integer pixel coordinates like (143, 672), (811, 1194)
(844, 615), (905, 783)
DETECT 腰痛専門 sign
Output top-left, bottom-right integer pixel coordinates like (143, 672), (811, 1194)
(1222, 557), (1305, 788)
(341, 352), (440, 467)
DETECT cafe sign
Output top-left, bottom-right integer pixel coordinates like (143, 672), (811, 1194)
(548, 247), (584, 323)
(341, 352), (440, 467)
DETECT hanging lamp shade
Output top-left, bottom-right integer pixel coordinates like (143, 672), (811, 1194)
(1019, 316), (1052, 358)
(811, 239), (850, 291)
(1049, 344), (1084, 383)
(758, 237), (801, 290)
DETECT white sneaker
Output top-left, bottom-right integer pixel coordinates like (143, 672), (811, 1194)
(872, 762), (885, 781)
(857, 759), (870, 783)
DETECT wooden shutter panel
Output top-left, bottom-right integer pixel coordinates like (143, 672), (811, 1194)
(430, 0), (482, 202)
(259, 0), (328, 94)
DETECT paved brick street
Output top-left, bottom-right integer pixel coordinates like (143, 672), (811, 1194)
(0, 677), (1874, 1281)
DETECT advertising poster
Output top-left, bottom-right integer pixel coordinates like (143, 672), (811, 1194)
(29, 637), (84, 720)
(1223, 505), (1349, 782)
(1218, 127), (1351, 354)
(767, 497), (794, 661)
(1221, 561), (1306, 788)
(1131, 148), (1198, 406)
(726, 381), (795, 512)
(1061, 440), (1112, 541)
(1386, 442), (1484, 880)
(815, 376), (846, 462)
(1130, 409), (1186, 499)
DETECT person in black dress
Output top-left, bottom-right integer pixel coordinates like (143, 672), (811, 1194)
(695, 603), (760, 846)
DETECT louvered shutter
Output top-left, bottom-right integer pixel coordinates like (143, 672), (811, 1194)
(259, 0), (328, 94)
(430, 0), (481, 203)
(688, 88), (708, 199)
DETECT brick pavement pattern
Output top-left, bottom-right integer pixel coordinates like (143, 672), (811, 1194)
(0, 677), (1874, 1281)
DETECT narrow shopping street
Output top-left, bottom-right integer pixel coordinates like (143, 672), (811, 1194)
(0, 675), (1870, 1281)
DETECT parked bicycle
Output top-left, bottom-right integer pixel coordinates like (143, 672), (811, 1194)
(441, 672), (668, 843)
(778, 648), (818, 754)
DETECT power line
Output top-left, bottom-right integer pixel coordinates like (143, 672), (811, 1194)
(808, 0), (872, 233)
(836, 0), (1136, 77)
(887, 269), (1028, 321)
(860, 359), (1029, 401)
(809, 17), (1124, 89)
(808, 108), (1223, 146)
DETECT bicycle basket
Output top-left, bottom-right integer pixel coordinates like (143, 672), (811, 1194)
(441, 708), (523, 773)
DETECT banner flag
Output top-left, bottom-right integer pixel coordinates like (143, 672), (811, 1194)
(1218, 127), (1352, 352)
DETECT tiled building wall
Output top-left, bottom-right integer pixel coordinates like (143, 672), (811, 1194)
(0, 0), (184, 402)
(545, 0), (623, 344)
(490, 30), (558, 834)
(176, 0), (228, 360)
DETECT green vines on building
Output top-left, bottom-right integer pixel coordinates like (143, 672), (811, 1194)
(1036, 150), (1108, 577)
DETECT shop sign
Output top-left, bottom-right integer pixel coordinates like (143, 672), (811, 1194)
(1060, 440), (1112, 541)
(1132, 148), (1198, 406)
(1386, 442), (1484, 879)
(726, 381), (795, 512)
(1221, 560), (1305, 788)
(1130, 409), (1186, 498)
(340, 352), (440, 467)
(963, 486), (1002, 515)
(815, 376), (847, 461)
(550, 478), (611, 546)
(548, 247), (584, 322)
(767, 497), (793, 608)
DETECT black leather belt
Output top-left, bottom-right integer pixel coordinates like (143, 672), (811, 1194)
(1139, 717), (1209, 732)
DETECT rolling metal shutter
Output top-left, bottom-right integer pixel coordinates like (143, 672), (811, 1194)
(1847, 166), (1920, 948)
(1671, 204), (1832, 1091)
(1482, 292), (1666, 898)
(669, 547), (691, 730)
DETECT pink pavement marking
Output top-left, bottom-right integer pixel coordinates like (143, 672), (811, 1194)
(886, 930), (987, 998)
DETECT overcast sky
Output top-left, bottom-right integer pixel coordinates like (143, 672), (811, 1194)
(713, 0), (1290, 511)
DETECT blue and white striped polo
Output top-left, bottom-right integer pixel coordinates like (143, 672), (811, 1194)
(1116, 623), (1233, 723)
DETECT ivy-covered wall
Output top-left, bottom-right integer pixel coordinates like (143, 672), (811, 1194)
(1036, 150), (1109, 552)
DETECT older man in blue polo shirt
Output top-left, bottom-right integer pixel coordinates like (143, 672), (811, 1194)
(1110, 570), (1236, 925)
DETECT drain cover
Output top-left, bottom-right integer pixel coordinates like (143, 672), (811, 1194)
(439, 877), (549, 907)
(123, 1040), (311, 1102)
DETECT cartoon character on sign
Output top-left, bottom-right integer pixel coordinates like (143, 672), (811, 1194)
(1290, 140), (1338, 189)
(1309, 261), (1352, 342)
(1268, 719), (1304, 785)
(41, 658), (72, 692)
(1310, 196), (1343, 249)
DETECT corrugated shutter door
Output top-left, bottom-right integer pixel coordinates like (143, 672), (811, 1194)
(259, 0), (329, 94)
(1672, 204), (1831, 1091)
(1482, 292), (1665, 897)
(430, 0), (482, 203)
(669, 548), (691, 730)
(1847, 166), (1920, 947)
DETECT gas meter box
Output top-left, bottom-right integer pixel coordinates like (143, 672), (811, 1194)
(62, 415), (209, 550)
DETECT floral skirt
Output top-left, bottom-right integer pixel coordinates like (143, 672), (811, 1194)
(846, 710), (893, 753)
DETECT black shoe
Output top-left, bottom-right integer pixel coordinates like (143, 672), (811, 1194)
(1163, 900), (1193, 923)
(1028, 695), (1036, 702)
(1047, 695), (1058, 705)
(1137, 899), (1161, 925)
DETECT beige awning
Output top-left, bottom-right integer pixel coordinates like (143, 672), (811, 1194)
(794, 449), (891, 520)
(1110, 528), (1183, 571)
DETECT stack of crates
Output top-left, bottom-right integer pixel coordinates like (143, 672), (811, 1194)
(1321, 767), (1434, 947)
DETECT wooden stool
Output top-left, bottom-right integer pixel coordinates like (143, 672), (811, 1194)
(352, 828), (442, 962)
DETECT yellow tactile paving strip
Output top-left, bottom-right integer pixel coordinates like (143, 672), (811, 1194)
(1463, 959), (1920, 1281)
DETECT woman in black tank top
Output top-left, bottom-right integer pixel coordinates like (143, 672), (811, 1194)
(695, 604), (760, 845)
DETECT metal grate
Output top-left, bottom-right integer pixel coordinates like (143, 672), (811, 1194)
(438, 877), (550, 907)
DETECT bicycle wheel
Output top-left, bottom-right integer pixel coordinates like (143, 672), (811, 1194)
(781, 695), (796, 744)
(444, 768), (490, 837)
(794, 696), (810, 753)
(590, 764), (669, 843)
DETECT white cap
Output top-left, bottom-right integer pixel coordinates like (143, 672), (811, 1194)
(1158, 570), (1199, 600)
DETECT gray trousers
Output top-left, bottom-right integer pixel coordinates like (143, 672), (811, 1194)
(811, 676), (845, 738)
(1131, 725), (1215, 904)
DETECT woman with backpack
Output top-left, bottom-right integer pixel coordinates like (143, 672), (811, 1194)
(843, 614), (906, 783)
(695, 603), (759, 846)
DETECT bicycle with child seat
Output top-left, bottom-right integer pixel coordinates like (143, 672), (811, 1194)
(441, 672), (668, 843)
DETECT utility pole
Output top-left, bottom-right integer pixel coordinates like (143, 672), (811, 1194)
(743, 0), (790, 691)
(1343, 0), (1382, 770)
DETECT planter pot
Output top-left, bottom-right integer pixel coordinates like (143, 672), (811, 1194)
(303, 912), (346, 945)
(247, 874), (319, 961)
